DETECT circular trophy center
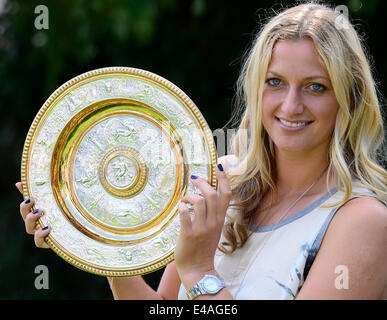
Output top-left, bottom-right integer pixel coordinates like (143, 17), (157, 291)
(105, 155), (137, 189)
(99, 146), (149, 199)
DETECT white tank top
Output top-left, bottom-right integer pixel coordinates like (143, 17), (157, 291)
(177, 174), (386, 300)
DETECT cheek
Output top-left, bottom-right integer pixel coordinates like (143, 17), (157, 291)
(306, 100), (339, 146)
(312, 97), (339, 129)
(261, 91), (278, 121)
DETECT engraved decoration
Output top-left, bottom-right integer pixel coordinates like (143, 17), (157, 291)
(21, 67), (217, 276)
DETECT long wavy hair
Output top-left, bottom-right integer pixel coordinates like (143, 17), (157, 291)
(219, 1), (387, 254)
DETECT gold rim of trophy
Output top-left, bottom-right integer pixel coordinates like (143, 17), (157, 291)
(21, 67), (217, 277)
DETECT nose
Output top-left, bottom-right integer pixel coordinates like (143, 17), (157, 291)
(281, 87), (304, 115)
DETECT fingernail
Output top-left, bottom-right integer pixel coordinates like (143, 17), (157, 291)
(190, 175), (198, 180)
(25, 198), (31, 204)
(42, 226), (49, 231)
(217, 163), (224, 172)
(33, 209), (39, 214)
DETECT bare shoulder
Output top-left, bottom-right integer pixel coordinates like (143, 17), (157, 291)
(297, 197), (387, 299)
(330, 197), (387, 254)
(334, 197), (387, 230)
(322, 196), (387, 261)
(217, 154), (238, 171)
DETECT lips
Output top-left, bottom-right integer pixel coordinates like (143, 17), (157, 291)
(274, 117), (314, 131)
(275, 117), (314, 127)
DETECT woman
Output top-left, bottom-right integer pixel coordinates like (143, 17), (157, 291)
(17, 2), (387, 299)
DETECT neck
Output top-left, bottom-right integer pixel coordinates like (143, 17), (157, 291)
(274, 146), (332, 198)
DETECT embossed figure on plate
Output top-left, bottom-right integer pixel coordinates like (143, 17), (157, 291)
(105, 155), (137, 189)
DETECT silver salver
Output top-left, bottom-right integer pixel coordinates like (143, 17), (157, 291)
(21, 67), (217, 276)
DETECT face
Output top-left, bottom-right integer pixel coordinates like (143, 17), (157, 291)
(262, 38), (339, 156)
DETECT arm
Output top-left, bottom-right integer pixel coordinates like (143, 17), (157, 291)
(108, 261), (182, 300)
(296, 197), (387, 299)
(108, 276), (163, 300)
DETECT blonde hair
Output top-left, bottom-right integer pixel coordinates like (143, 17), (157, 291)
(220, 1), (387, 254)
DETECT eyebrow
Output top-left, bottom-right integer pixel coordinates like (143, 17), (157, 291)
(267, 70), (329, 81)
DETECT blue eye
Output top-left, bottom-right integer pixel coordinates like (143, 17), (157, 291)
(310, 83), (325, 92)
(267, 78), (282, 87)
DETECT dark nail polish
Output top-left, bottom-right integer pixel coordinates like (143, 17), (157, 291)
(33, 209), (39, 214)
(25, 198), (30, 204)
(217, 163), (224, 172)
(42, 226), (49, 231)
(190, 175), (198, 180)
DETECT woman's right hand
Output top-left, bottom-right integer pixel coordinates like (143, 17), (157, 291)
(16, 182), (51, 248)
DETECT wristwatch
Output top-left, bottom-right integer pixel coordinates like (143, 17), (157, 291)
(186, 274), (225, 300)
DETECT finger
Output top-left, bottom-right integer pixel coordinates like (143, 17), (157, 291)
(20, 197), (35, 220)
(25, 209), (45, 234)
(178, 202), (192, 235)
(189, 175), (218, 225)
(215, 163), (232, 220)
(34, 226), (51, 249)
(181, 191), (207, 227)
(15, 182), (23, 195)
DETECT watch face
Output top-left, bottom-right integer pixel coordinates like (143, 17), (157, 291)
(202, 275), (221, 294)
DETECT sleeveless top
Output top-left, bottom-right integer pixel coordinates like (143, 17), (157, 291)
(177, 166), (386, 300)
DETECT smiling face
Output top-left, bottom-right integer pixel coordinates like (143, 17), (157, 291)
(262, 38), (339, 156)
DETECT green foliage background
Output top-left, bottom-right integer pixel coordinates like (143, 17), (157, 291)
(0, 0), (385, 299)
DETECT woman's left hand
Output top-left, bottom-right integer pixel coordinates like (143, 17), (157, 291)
(174, 163), (232, 288)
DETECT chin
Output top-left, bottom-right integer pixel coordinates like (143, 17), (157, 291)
(277, 146), (310, 153)
(273, 140), (312, 153)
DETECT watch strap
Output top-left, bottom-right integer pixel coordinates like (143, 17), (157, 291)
(186, 284), (202, 300)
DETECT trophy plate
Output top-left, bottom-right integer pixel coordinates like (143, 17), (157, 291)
(21, 67), (217, 276)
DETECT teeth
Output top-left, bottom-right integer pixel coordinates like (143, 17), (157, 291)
(279, 118), (309, 127)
